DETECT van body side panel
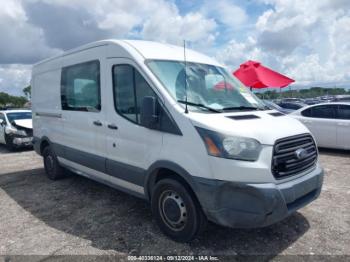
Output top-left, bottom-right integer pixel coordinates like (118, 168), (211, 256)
(32, 69), (64, 146)
(53, 142), (145, 187)
(58, 157), (145, 198)
(159, 122), (214, 181)
(32, 44), (159, 196)
(59, 47), (107, 160)
(104, 58), (163, 173)
(55, 143), (106, 173)
(106, 159), (145, 186)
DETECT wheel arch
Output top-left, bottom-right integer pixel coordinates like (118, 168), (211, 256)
(34, 136), (52, 155)
(144, 161), (200, 203)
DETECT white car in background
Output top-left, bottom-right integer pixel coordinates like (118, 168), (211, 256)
(290, 103), (350, 150)
(0, 110), (33, 150)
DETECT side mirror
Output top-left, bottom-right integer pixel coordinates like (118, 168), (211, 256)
(141, 96), (159, 129)
(0, 119), (4, 125)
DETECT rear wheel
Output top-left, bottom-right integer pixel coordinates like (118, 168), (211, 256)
(42, 146), (65, 180)
(151, 178), (207, 242)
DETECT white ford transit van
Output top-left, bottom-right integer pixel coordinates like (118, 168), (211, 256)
(32, 40), (324, 242)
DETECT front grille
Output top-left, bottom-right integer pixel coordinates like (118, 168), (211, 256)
(272, 134), (317, 179)
(16, 126), (33, 137)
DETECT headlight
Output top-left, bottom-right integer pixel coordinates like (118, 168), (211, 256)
(195, 127), (262, 161)
(5, 126), (27, 136)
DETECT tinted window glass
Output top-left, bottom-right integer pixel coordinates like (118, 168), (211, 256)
(113, 65), (137, 122)
(113, 65), (156, 124)
(301, 108), (312, 117)
(311, 105), (336, 119)
(288, 103), (298, 110)
(135, 70), (156, 116)
(61, 60), (100, 112)
(337, 105), (350, 120)
(281, 103), (305, 110)
(280, 103), (296, 109)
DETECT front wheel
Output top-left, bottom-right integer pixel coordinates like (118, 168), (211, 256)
(4, 134), (16, 151)
(151, 179), (207, 242)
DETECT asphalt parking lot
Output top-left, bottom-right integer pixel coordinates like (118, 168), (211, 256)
(0, 146), (349, 260)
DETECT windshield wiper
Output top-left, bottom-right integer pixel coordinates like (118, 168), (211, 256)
(177, 100), (221, 113)
(221, 106), (261, 111)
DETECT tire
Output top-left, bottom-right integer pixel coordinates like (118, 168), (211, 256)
(42, 146), (65, 180)
(151, 178), (207, 242)
(4, 134), (16, 151)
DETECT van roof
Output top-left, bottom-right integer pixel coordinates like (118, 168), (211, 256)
(34, 39), (222, 67)
(122, 40), (221, 65)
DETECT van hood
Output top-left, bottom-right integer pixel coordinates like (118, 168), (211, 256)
(188, 110), (310, 145)
(13, 119), (32, 129)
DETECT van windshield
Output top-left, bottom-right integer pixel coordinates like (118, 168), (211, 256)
(147, 60), (266, 112)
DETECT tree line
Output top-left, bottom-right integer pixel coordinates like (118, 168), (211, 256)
(255, 87), (350, 100)
(0, 86), (31, 108)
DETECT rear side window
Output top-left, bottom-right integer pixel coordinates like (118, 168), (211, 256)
(113, 64), (156, 124)
(311, 105), (336, 119)
(61, 60), (101, 112)
(337, 105), (350, 120)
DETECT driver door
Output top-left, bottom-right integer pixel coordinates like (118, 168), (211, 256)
(104, 58), (163, 187)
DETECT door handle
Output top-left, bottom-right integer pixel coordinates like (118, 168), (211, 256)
(93, 120), (102, 126)
(107, 124), (118, 130)
(337, 122), (349, 126)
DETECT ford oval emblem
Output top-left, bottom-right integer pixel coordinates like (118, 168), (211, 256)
(295, 148), (308, 160)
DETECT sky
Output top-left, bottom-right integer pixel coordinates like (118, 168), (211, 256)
(0, 0), (350, 96)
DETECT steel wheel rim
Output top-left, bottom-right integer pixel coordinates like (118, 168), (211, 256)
(159, 190), (187, 231)
(45, 154), (54, 174)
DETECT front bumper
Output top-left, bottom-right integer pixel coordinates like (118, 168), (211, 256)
(11, 135), (33, 147)
(194, 165), (324, 228)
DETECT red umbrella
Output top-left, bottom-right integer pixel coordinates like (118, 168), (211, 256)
(214, 81), (234, 90)
(233, 60), (294, 89)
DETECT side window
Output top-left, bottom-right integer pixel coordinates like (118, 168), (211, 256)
(311, 105), (336, 119)
(61, 60), (100, 112)
(113, 65), (136, 122)
(113, 65), (156, 124)
(337, 105), (350, 120)
(135, 70), (157, 115)
(282, 103), (295, 109)
(289, 103), (301, 110)
(301, 108), (312, 117)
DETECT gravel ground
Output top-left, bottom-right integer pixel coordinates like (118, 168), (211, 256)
(0, 145), (349, 261)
